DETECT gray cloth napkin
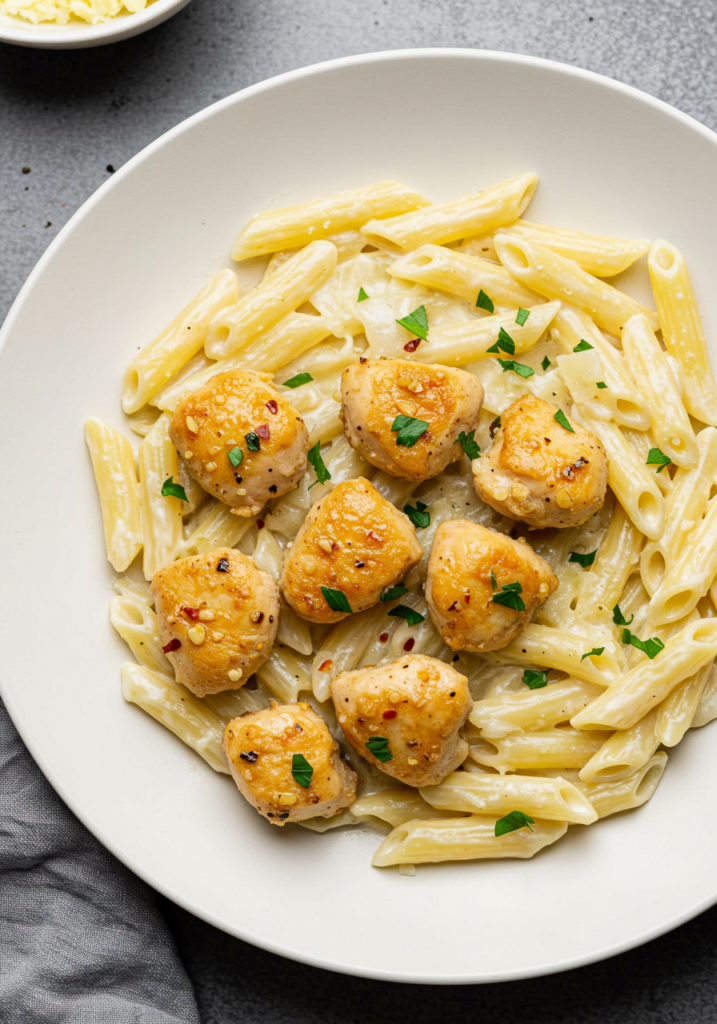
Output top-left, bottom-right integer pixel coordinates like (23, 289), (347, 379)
(0, 699), (201, 1024)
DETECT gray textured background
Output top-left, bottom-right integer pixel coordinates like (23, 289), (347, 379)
(3, 1), (717, 1021)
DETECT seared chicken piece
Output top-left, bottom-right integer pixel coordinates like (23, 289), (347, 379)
(473, 394), (607, 528)
(425, 520), (558, 652)
(169, 368), (309, 517)
(280, 477), (423, 624)
(223, 701), (358, 825)
(331, 655), (472, 787)
(340, 357), (483, 481)
(152, 547), (279, 696)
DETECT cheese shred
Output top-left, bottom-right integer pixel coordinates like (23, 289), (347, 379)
(0, 0), (149, 25)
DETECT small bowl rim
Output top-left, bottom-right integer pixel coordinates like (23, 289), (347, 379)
(0, 0), (193, 48)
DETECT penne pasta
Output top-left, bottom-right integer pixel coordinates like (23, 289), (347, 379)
(487, 623), (622, 687)
(507, 220), (650, 277)
(657, 661), (714, 747)
(579, 707), (660, 783)
(414, 301), (560, 366)
(576, 502), (643, 622)
(178, 501), (257, 558)
(559, 753), (667, 818)
(85, 417), (143, 572)
(649, 496), (717, 624)
(109, 595), (171, 676)
(469, 727), (607, 773)
(351, 788), (459, 828)
(468, 678), (604, 738)
(311, 604), (391, 702)
(137, 414), (183, 580)
(255, 645), (312, 704)
(420, 770), (597, 824)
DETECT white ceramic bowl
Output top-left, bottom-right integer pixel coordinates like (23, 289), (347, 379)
(0, 0), (192, 48)
(2, 50), (717, 983)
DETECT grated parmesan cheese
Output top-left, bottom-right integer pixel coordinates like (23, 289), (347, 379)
(0, 0), (150, 25)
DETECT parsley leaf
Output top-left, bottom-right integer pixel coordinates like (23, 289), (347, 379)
(495, 811), (534, 837)
(581, 647), (605, 662)
(366, 736), (392, 762)
(622, 628), (665, 659)
(387, 605), (425, 626)
(161, 476), (188, 501)
(357, 287), (369, 302)
(321, 586), (352, 614)
(228, 446), (243, 468)
(515, 307), (530, 326)
(497, 357), (535, 379)
(487, 327), (516, 355)
(476, 289), (495, 313)
(573, 339), (594, 352)
(307, 441), (331, 489)
(404, 500), (430, 529)
(245, 431), (261, 451)
(523, 670), (549, 689)
(553, 409), (575, 433)
(396, 304), (428, 341)
(569, 549), (597, 568)
(542, 356), (551, 371)
(391, 414), (429, 447)
(291, 753), (313, 788)
(492, 581), (526, 611)
(454, 429), (481, 460)
(283, 372), (314, 388)
(380, 585), (409, 603)
(490, 571), (497, 591)
(612, 604), (634, 627)
(646, 447), (672, 473)
(596, 381), (608, 389)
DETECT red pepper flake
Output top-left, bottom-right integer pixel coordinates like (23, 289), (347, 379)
(382, 708), (397, 720)
(403, 638), (415, 652)
(162, 638), (181, 653)
(464, 595), (470, 604)
(319, 659), (334, 671)
(256, 423), (270, 440)
(404, 338), (420, 353)
(266, 400), (278, 415)
(379, 632), (389, 643)
(257, 519), (265, 530)
(182, 606), (199, 620)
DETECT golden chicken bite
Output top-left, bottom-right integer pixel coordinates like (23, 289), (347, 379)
(473, 394), (607, 528)
(152, 547), (279, 697)
(169, 368), (309, 517)
(331, 655), (472, 787)
(339, 357), (483, 481)
(223, 701), (358, 825)
(425, 520), (558, 652)
(280, 477), (423, 623)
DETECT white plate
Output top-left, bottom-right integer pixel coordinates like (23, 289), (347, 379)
(2, 50), (717, 984)
(0, 0), (192, 49)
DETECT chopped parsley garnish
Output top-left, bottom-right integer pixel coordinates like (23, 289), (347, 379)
(497, 358), (535, 379)
(646, 447), (672, 473)
(283, 372), (314, 388)
(366, 736), (392, 762)
(245, 431), (261, 451)
(454, 429), (480, 460)
(515, 307), (530, 326)
(487, 327), (516, 355)
(387, 605), (425, 626)
(495, 811), (534, 837)
(380, 585), (409, 603)
(307, 441), (331, 489)
(490, 571), (497, 591)
(395, 304), (428, 341)
(291, 753), (313, 788)
(492, 581), (525, 611)
(475, 289), (495, 313)
(612, 604), (634, 627)
(161, 477), (187, 501)
(228, 446), (243, 468)
(542, 356), (551, 371)
(569, 549), (597, 568)
(357, 287), (369, 302)
(553, 409), (575, 433)
(523, 669), (549, 689)
(391, 414), (429, 447)
(404, 500), (430, 529)
(321, 586), (352, 614)
(622, 629), (665, 659)
(581, 647), (605, 662)
(573, 339), (594, 352)
(596, 381), (608, 389)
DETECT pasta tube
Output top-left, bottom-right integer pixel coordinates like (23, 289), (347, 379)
(649, 496), (717, 623)
(361, 173), (538, 252)
(205, 241), (337, 358)
(351, 789), (459, 828)
(657, 661), (713, 747)
(562, 753), (667, 818)
(469, 728), (606, 773)
(178, 502), (256, 558)
(507, 220), (650, 277)
(578, 708), (659, 783)
(256, 645), (312, 704)
(649, 240), (717, 425)
(138, 415), (183, 580)
(571, 618), (717, 730)
(414, 301), (560, 366)
(487, 623), (622, 686)
(109, 595), (171, 676)
(311, 604), (389, 702)
(232, 181), (429, 259)
(85, 417), (142, 572)
(468, 678), (603, 738)
(495, 233), (659, 337)
(420, 770), (597, 824)
(576, 502), (643, 622)
(122, 270), (239, 413)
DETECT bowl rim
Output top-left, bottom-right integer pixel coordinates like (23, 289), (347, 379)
(0, 0), (192, 48)
(3, 48), (717, 983)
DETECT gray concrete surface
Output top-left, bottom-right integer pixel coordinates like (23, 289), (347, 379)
(3, 0), (717, 1020)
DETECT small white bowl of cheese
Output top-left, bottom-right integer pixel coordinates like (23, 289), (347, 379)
(0, 0), (193, 47)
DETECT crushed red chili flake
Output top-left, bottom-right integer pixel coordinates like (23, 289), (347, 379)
(257, 519), (265, 530)
(403, 338), (420, 353)
(382, 709), (397, 720)
(162, 638), (181, 653)
(379, 632), (389, 643)
(266, 400), (278, 415)
(403, 638), (415, 652)
(464, 595), (470, 604)
(182, 606), (199, 620)
(319, 659), (334, 671)
(256, 423), (270, 440)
